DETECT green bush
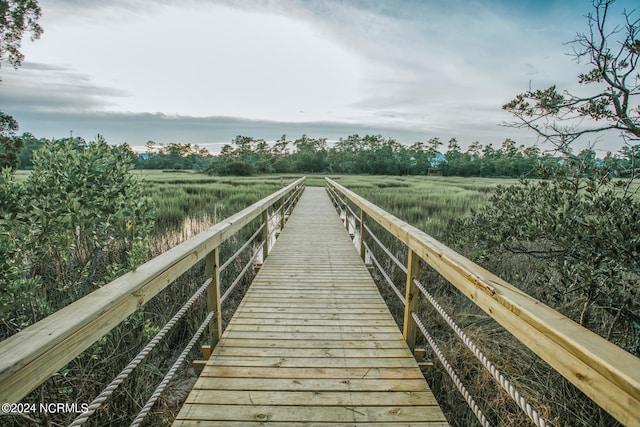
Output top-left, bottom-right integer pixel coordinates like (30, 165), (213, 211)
(448, 159), (640, 356)
(219, 161), (254, 176)
(0, 136), (154, 337)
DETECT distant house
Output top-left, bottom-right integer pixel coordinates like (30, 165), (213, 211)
(431, 152), (447, 168)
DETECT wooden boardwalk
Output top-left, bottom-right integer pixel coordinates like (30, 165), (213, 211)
(173, 187), (449, 426)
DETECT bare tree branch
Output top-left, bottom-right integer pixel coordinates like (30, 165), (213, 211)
(503, 0), (640, 154)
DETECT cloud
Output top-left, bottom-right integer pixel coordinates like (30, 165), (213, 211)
(4, 0), (634, 156)
(1, 60), (128, 113)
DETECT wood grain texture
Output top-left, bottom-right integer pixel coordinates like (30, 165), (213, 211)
(173, 187), (448, 426)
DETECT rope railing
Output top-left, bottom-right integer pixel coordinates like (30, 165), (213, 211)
(129, 311), (214, 427)
(221, 242), (263, 305)
(413, 278), (548, 427)
(125, 181), (305, 426)
(325, 184), (342, 210)
(363, 241), (406, 305)
(267, 213), (282, 238)
(68, 278), (211, 426)
(362, 235), (499, 426)
(220, 223), (264, 272)
(346, 203), (358, 221)
(325, 177), (640, 427)
(352, 198), (548, 427)
(358, 213), (546, 425)
(351, 201), (546, 426)
(282, 191), (297, 214)
(363, 223), (407, 274)
(412, 312), (492, 427)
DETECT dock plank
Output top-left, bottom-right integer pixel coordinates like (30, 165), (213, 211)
(173, 187), (448, 426)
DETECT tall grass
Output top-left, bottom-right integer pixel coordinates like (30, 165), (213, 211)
(137, 172), (288, 238)
(332, 175), (507, 237)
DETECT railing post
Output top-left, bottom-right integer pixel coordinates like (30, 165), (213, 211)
(403, 248), (420, 352)
(359, 210), (366, 261)
(280, 195), (286, 231)
(262, 209), (269, 260)
(206, 247), (223, 348)
(344, 197), (350, 232)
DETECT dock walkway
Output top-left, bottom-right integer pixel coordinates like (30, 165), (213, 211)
(173, 187), (448, 426)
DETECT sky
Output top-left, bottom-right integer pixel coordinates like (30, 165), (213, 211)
(0, 0), (636, 154)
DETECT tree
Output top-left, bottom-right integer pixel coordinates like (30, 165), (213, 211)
(456, 0), (640, 357)
(503, 0), (639, 152)
(292, 134), (327, 172)
(0, 0), (42, 70)
(426, 137), (443, 154)
(1, 1), (43, 169)
(16, 131), (44, 168)
(0, 111), (21, 169)
(1, 136), (153, 334)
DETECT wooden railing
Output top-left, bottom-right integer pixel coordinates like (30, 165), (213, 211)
(325, 177), (640, 427)
(0, 177), (305, 404)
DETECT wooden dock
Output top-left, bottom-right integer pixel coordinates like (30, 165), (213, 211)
(173, 187), (449, 426)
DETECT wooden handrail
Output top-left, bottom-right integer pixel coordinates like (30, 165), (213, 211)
(326, 177), (640, 427)
(0, 177), (305, 404)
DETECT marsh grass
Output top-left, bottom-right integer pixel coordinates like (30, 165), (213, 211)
(332, 175), (508, 237)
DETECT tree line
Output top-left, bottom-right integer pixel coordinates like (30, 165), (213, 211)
(4, 130), (639, 178)
(204, 133), (638, 178)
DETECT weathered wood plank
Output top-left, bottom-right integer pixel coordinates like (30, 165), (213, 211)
(175, 404), (447, 423)
(226, 324), (401, 333)
(222, 331), (403, 341)
(211, 346), (413, 358)
(228, 318), (395, 326)
(206, 356), (419, 368)
(190, 377), (431, 392)
(198, 366), (426, 380)
(217, 338), (409, 349)
(184, 390), (439, 406)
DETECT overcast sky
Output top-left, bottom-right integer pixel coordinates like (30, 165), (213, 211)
(0, 0), (636, 153)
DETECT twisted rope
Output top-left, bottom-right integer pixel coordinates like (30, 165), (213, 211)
(363, 241), (406, 305)
(363, 223), (407, 273)
(412, 312), (492, 427)
(220, 223), (264, 272)
(129, 311), (214, 427)
(220, 243), (261, 304)
(414, 278), (548, 427)
(68, 278), (211, 426)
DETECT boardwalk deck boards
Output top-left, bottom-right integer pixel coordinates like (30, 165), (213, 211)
(173, 187), (449, 426)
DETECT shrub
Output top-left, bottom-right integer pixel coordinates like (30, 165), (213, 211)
(0, 136), (154, 338)
(448, 159), (640, 355)
(219, 161), (254, 176)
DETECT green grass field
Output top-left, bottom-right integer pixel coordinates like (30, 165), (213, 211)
(141, 171), (511, 242)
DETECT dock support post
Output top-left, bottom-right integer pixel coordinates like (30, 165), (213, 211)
(359, 210), (366, 261)
(280, 195), (286, 232)
(206, 248), (223, 348)
(262, 210), (269, 260)
(403, 248), (420, 352)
